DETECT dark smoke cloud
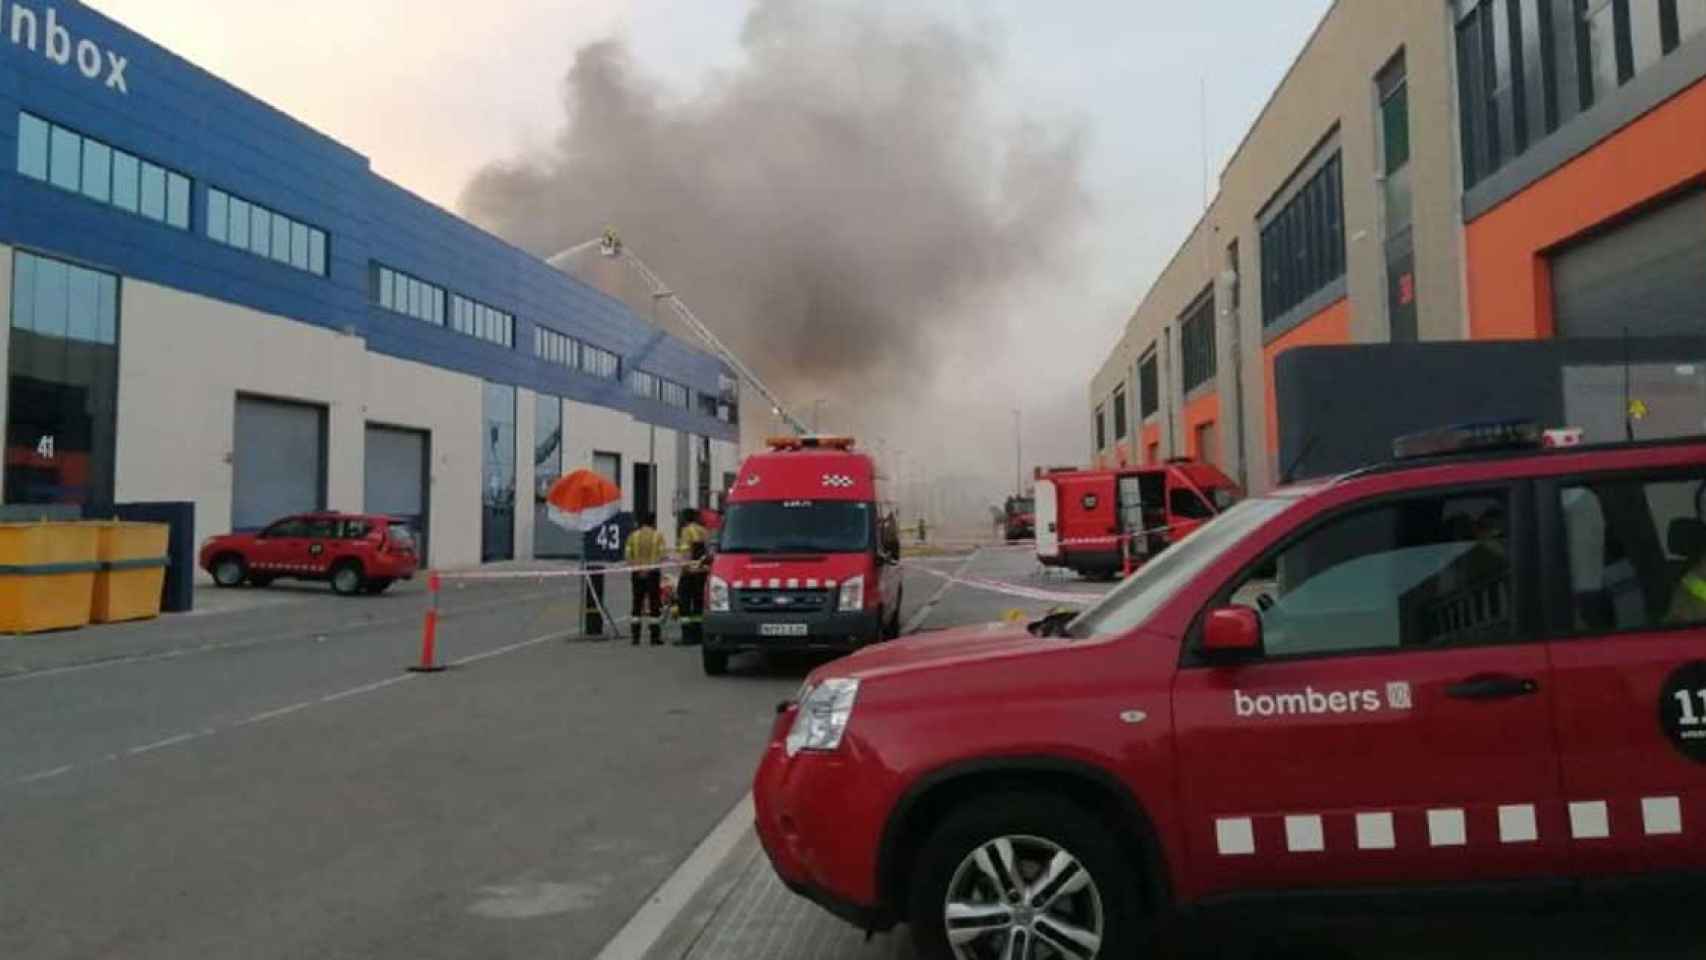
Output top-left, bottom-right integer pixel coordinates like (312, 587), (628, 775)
(460, 0), (1089, 406)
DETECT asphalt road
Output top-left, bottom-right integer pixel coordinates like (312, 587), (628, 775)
(0, 551), (1049, 960)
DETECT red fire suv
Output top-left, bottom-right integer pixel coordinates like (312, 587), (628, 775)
(199, 512), (419, 596)
(755, 424), (1706, 958)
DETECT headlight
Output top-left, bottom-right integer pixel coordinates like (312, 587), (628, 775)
(709, 575), (730, 612)
(837, 575), (865, 611)
(785, 678), (860, 756)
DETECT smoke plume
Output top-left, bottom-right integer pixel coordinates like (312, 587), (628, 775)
(461, 0), (1092, 526)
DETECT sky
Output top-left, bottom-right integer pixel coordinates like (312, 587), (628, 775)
(86, 0), (1332, 524)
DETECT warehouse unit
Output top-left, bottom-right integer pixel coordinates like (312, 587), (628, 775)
(0, 1), (739, 569)
(1091, 0), (1706, 490)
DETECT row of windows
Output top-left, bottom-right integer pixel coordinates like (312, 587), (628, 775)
(17, 113), (190, 231)
(208, 188), (328, 277)
(1180, 292), (1218, 392)
(11, 250), (119, 346)
(583, 343), (621, 381)
(534, 325), (630, 382)
(1457, 0), (1706, 189)
(450, 294), (514, 349)
(661, 379), (690, 409)
(1260, 154), (1345, 326)
(375, 265), (445, 325)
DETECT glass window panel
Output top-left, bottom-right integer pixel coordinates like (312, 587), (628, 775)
(434, 289), (445, 325)
(407, 278), (420, 318)
(208, 189), (228, 242)
(111, 151), (139, 213)
(49, 124), (80, 191)
(1682, 0), (1706, 41)
(1551, 0), (1587, 122)
(139, 161), (166, 220)
(1584, 0), (1620, 99)
(79, 139), (110, 203)
(291, 221), (309, 270)
(271, 214), (290, 263)
(309, 229), (326, 275)
(249, 207), (271, 257)
(1631, 0), (1665, 71)
(167, 173), (190, 229)
(96, 272), (117, 345)
(66, 265), (98, 342)
(33, 255), (69, 338)
(226, 193), (249, 247)
(1521, 0), (1552, 136)
(378, 268), (393, 309)
(11, 252), (35, 331)
(17, 112), (48, 180)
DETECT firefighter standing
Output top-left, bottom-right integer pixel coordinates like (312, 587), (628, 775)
(676, 508), (711, 646)
(625, 513), (667, 646)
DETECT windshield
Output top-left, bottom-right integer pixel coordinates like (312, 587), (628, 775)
(1067, 497), (1293, 639)
(719, 501), (872, 554)
(1009, 497), (1034, 514)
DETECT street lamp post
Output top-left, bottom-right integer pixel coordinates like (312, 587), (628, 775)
(1012, 408), (1023, 496)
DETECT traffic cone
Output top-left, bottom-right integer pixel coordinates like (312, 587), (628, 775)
(409, 572), (448, 673)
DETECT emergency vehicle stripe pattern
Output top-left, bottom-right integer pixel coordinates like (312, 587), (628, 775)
(821, 474), (854, 488)
(1214, 797), (1687, 855)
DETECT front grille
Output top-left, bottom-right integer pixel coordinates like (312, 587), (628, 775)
(737, 589), (831, 614)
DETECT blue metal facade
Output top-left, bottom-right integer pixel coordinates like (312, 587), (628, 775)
(0, 0), (735, 442)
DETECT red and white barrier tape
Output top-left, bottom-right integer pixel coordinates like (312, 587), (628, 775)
(899, 560), (1108, 606)
(920, 524), (1182, 552)
(433, 559), (686, 582)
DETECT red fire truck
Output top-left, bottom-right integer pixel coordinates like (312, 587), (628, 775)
(1036, 460), (1240, 579)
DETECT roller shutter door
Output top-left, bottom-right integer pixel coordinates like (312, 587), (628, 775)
(1552, 192), (1706, 339)
(365, 425), (429, 559)
(232, 396), (325, 530)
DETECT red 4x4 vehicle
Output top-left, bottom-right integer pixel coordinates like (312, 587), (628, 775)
(756, 425), (1706, 958)
(200, 512), (419, 596)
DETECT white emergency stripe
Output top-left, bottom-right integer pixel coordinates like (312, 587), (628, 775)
(251, 563), (325, 573)
(821, 474), (855, 488)
(1214, 797), (1687, 855)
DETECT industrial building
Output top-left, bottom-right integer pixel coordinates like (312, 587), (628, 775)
(0, 0), (741, 569)
(1091, 0), (1706, 489)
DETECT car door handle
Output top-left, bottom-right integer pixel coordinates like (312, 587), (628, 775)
(1446, 674), (1539, 701)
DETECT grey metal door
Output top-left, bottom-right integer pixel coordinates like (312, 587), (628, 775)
(364, 424), (429, 560)
(232, 396), (325, 531)
(1552, 192), (1706, 339)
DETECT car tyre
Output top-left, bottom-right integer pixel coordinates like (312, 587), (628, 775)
(701, 648), (729, 676)
(908, 792), (1144, 960)
(211, 554), (247, 588)
(330, 561), (365, 597)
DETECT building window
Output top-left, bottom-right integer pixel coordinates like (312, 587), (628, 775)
(449, 293), (514, 349)
(1379, 52), (1419, 343)
(208, 187), (327, 276)
(1180, 291), (1217, 392)
(1139, 350), (1160, 419)
(629, 369), (660, 400)
(582, 344), (620, 380)
(1112, 384), (1129, 440)
(7, 251), (120, 508)
(535, 326), (581, 371)
(1095, 405), (1107, 452)
(1260, 154), (1344, 326)
(373, 265), (445, 326)
(661, 379), (690, 409)
(17, 113), (192, 231)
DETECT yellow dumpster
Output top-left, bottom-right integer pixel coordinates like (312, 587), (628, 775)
(92, 522), (169, 624)
(0, 522), (99, 633)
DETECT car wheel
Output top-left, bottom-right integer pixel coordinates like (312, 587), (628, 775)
(212, 555), (247, 588)
(363, 578), (394, 595)
(909, 792), (1144, 960)
(701, 649), (729, 676)
(330, 562), (365, 597)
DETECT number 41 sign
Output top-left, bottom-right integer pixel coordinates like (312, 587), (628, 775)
(36, 435), (55, 461)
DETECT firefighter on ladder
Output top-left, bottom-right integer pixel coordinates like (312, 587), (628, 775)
(676, 508), (711, 646)
(625, 513), (667, 646)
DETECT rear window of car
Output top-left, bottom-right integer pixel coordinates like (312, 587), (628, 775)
(386, 524), (416, 548)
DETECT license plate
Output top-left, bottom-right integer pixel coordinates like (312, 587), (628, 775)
(760, 623), (809, 637)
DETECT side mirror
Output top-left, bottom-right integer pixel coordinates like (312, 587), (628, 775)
(1202, 606), (1262, 660)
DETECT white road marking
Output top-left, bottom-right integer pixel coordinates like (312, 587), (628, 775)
(239, 701), (316, 726)
(448, 632), (565, 667)
(319, 675), (412, 703)
(1643, 796), (1683, 835)
(591, 793), (755, 960)
(127, 732), (203, 755)
(1215, 817), (1255, 856)
(16, 765), (73, 784)
(904, 548), (983, 634)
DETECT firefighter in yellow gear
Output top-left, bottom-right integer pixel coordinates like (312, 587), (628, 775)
(1669, 555), (1706, 625)
(677, 509), (711, 646)
(625, 513), (667, 645)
